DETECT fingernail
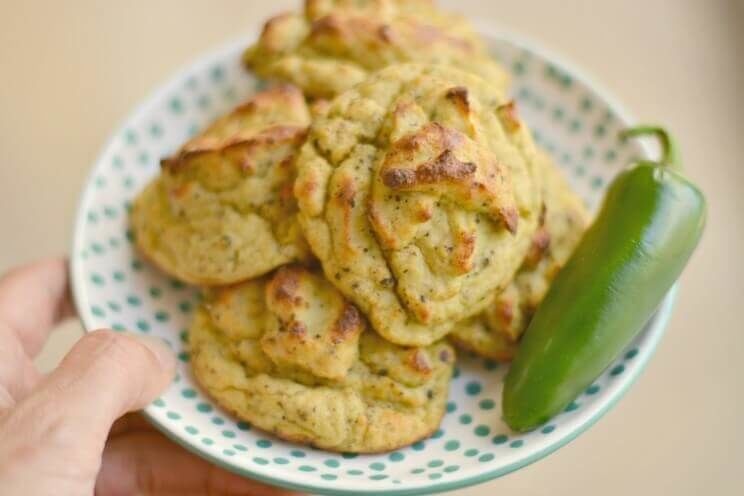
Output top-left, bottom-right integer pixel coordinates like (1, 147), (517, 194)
(127, 333), (177, 374)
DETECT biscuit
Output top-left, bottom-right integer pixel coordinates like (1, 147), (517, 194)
(450, 153), (590, 360)
(131, 85), (312, 285)
(190, 265), (455, 453)
(244, 0), (509, 99)
(294, 64), (542, 346)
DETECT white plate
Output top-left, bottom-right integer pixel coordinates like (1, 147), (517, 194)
(71, 27), (672, 495)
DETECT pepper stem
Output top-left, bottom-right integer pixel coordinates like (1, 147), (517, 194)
(619, 126), (681, 170)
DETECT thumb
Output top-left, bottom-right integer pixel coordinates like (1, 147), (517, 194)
(40, 329), (175, 433)
(0, 330), (175, 493)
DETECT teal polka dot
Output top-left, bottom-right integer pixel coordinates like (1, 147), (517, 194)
(253, 457), (268, 465)
(210, 66), (225, 82)
(510, 440), (524, 448)
(137, 151), (150, 165)
(149, 287), (162, 298)
(389, 452), (405, 462)
(625, 348), (639, 360)
(341, 452), (357, 459)
(185, 426), (198, 435)
(222, 430), (236, 439)
(170, 279), (186, 290)
(541, 425), (555, 434)
(223, 87), (237, 101)
(256, 439), (272, 448)
(126, 295), (141, 306)
(91, 242), (105, 254)
(178, 351), (190, 362)
(575, 165), (586, 177)
(107, 301), (121, 312)
(112, 271), (125, 282)
(149, 123), (163, 138)
(180, 330), (188, 343)
(111, 323), (125, 331)
(324, 459), (340, 468)
(444, 465), (460, 473)
(321, 474), (338, 481)
(169, 97), (184, 113)
(428, 473), (442, 480)
(591, 176), (605, 189)
(131, 259), (143, 271)
(569, 119), (582, 132)
(605, 149), (617, 163)
(122, 176), (135, 189)
(103, 206), (117, 218)
(273, 456), (288, 464)
(348, 469), (363, 476)
(478, 453), (495, 462)
(197, 94), (211, 109)
(512, 60), (526, 75)
(196, 402), (213, 413)
(298, 465), (316, 472)
(492, 434), (508, 445)
(124, 129), (137, 144)
(112, 155), (123, 169)
(465, 381), (482, 395)
(411, 441), (425, 451)
(155, 310), (170, 322)
(586, 384), (600, 395)
(552, 106), (564, 120)
(595, 124), (607, 137)
(517, 86), (530, 100)
(564, 401), (580, 412)
(464, 448), (479, 457)
(222, 449), (235, 456)
(452, 366), (460, 379)
(427, 459), (444, 468)
(369, 462), (385, 471)
(459, 414), (472, 425)
(479, 399), (495, 410)
(179, 301), (193, 313)
(166, 411), (181, 420)
(411, 468), (425, 474)
(152, 398), (165, 407)
(211, 417), (224, 425)
(446, 401), (456, 413)
(474, 425), (490, 437)
(87, 211), (98, 223)
(611, 364), (625, 376)
(91, 305), (105, 317)
(291, 450), (306, 458)
(431, 429), (444, 439)
(90, 273), (105, 285)
(136, 319), (150, 332)
(201, 438), (214, 446)
(444, 440), (460, 451)
(237, 421), (251, 431)
(580, 97), (593, 112)
(233, 444), (247, 452)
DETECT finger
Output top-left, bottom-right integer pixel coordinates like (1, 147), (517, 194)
(0, 327), (39, 410)
(97, 430), (302, 496)
(5, 330), (175, 462)
(0, 258), (75, 357)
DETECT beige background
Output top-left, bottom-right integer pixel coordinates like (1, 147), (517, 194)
(1, 0), (742, 494)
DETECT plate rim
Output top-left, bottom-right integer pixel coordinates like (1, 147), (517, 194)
(70, 23), (674, 496)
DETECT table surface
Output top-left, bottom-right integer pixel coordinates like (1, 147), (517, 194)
(1, 1), (742, 494)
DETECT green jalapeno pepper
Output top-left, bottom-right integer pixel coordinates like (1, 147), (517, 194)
(502, 126), (706, 432)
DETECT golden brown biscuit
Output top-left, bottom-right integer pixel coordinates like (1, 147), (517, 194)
(450, 153), (590, 360)
(244, 0), (509, 99)
(294, 64), (542, 346)
(131, 86), (312, 285)
(190, 265), (454, 453)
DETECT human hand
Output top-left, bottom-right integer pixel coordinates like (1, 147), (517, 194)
(0, 258), (300, 495)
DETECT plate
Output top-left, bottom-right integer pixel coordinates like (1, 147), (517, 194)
(71, 26), (674, 495)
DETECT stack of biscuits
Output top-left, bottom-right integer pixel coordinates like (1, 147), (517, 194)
(131, 0), (589, 453)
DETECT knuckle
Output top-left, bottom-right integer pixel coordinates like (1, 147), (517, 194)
(83, 330), (159, 373)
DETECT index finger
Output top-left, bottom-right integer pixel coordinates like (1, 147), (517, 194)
(0, 258), (76, 357)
